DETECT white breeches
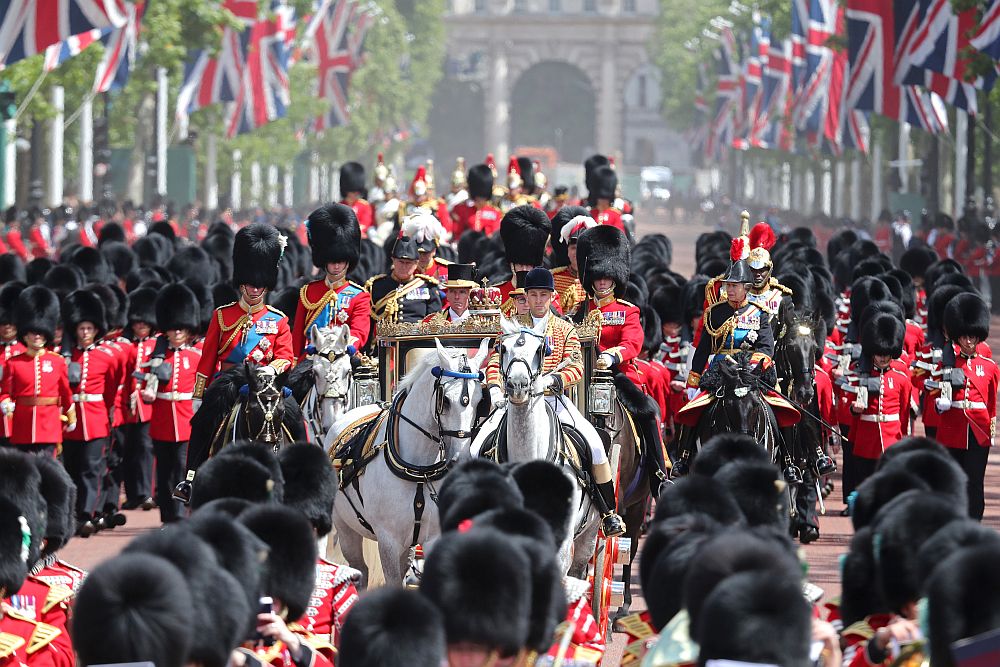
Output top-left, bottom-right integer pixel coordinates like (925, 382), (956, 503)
(547, 395), (608, 465)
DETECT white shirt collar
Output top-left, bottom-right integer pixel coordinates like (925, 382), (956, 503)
(531, 312), (549, 332)
(449, 308), (470, 322)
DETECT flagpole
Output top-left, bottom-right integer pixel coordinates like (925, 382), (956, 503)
(956, 110), (968, 218)
(47, 86), (64, 207)
(204, 134), (218, 211)
(872, 139), (883, 221)
(156, 67), (168, 196)
(850, 153), (861, 220)
(899, 121), (911, 193)
(79, 95), (93, 203)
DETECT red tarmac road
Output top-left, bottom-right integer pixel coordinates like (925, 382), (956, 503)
(60, 209), (1000, 665)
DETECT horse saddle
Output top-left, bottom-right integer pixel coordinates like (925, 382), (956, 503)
(478, 409), (590, 489)
(331, 410), (388, 489)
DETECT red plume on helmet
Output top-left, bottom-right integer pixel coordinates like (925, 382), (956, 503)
(749, 222), (776, 251)
(730, 236), (749, 262)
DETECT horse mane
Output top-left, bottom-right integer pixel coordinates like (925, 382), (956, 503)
(191, 365), (251, 434)
(396, 352), (441, 394)
(285, 358), (314, 403)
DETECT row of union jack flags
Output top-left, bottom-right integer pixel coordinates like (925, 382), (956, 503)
(696, 0), (1000, 162)
(176, 0), (372, 139)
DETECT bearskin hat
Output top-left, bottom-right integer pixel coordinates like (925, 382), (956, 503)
(32, 454), (77, 554)
(0, 497), (32, 594)
(500, 205), (550, 267)
(126, 286), (158, 328)
(861, 312), (905, 358)
(641, 515), (721, 630)
(339, 587), (446, 667)
(307, 203), (361, 271)
(87, 282), (127, 331)
(696, 571), (812, 667)
(277, 444), (337, 538)
(927, 544), (1000, 667)
(858, 300), (904, 333)
(878, 449), (968, 511)
(167, 246), (217, 284)
(232, 223), (285, 291)
(155, 283), (201, 333)
(438, 460), (524, 532)
(43, 264), (84, 300)
(97, 220), (126, 245)
(871, 491), (963, 612)
(589, 165), (617, 201)
(15, 285), (59, 343)
(917, 519), (1000, 583)
(339, 161), (366, 195)
(899, 245), (938, 279)
(25, 258), (52, 286)
(189, 454), (281, 510)
(73, 553), (194, 667)
(516, 157), (535, 194)
(420, 529), (531, 656)
(650, 283), (684, 325)
(839, 527), (889, 626)
(101, 241), (138, 281)
(0, 281), (25, 325)
(508, 460), (574, 546)
(467, 163), (494, 200)
(945, 292), (990, 341)
(182, 278), (215, 335)
(124, 527), (250, 667)
(0, 255), (25, 284)
(653, 475), (745, 527)
(578, 224), (630, 297)
(850, 468), (930, 531)
(583, 154), (610, 196)
(239, 504), (317, 622)
(692, 432), (770, 477)
(67, 245), (114, 284)
(713, 460), (790, 529)
(62, 288), (108, 341)
(0, 448), (46, 565)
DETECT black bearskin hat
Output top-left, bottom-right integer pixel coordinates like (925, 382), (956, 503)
(33, 454), (77, 554)
(62, 288), (108, 341)
(67, 245), (114, 284)
(73, 553), (195, 667)
(420, 529), (531, 656)
(278, 444), (337, 537)
(516, 157), (535, 194)
(899, 245), (938, 280)
(190, 444), (284, 510)
(692, 432), (770, 477)
(653, 475), (745, 527)
(339, 161), (366, 195)
(850, 468), (931, 531)
(87, 282), (127, 331)
(182, 278), (215, 335)
(0, 255), (25, 284)
(927, 544), (1000, 667)
(500, 205), (550, 267)
(167, 246), (218, 284)
(578, 225), (630, 297)
(0, 497), (31, 594)
(583, 154), (610, 196)
(467, 164), (494, 200)
(156, 283), (201, 332)
(185, 510), (268, 615)
(239, 504), (318, 621)
(0, 448), (46, 566)
(944, 292), (990, 341)
(878, 449), (968, 511)
(861, 312), (905, 358)
(232, 223), (285, 291)
(0, 281), (25, 325)
(713, 460), (790, 529)
(641, 515), (721, 629)
(917, 519), (1000, 583)
(549, 205), (591, 265)
(437, 460), (524, 532)
(508, 460), (574, 547)
(589, 165), (617, 201)
(15, 285), (59, 344)
(307, 202), (361, 270)
(127, 286), (158, 328)
(650, 283), (684, 325)
(42, 264), (84, 301)
(25, 258), (53, 286)
(339, 587), (446, 667)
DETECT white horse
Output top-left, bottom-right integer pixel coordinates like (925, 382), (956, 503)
(470, 316), (600, 577)
(295, 324), (354, 442)
(327, 338), (490, 587)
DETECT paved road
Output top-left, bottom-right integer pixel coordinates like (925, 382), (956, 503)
(60, 209), (1000, 665)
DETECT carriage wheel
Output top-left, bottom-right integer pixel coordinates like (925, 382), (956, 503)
(589, 537), (612, 640)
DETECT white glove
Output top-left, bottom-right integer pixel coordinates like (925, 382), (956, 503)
(64, 420), (76, 433)
(0, 400), (13, 417)
(686, 387), (699, 401)
(542, 374), (558, 390)
(596, 353), (615, 370)
(258, 365), (277, 377)
(935, 397), (952, 413)
(192, 398), (203, 414)
(489, 386), (505, 408)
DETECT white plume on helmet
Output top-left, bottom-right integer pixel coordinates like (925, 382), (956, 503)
(559, 215), (598, 245)
(401, 208), (446, 244)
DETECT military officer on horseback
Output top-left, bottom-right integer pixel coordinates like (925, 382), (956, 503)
(293, 203), (371, 360)
(193, 223), (294, 401)
(706, 216), (792, 321)
(483, 267), (627, 537)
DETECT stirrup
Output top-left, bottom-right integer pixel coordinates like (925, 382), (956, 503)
(782, 464), (804, 485)
(815, 454), (837, 476)
(601, 511), (626, 538)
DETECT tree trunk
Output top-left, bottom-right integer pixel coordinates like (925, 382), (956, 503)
(984, 98), (993, 203)
(967, 110), (977, 203)
(127, 91), (155, 203)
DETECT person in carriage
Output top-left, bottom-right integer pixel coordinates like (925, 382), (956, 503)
(483, 267), (627, 537)
(672, 237), (799, 476)
(422, 263), (480, 325)
(574, 225), (670, 494)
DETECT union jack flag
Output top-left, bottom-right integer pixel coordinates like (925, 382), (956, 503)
(970, 0), (1000, 59)
(42, 28), (104, 72)
(752, 39), (792, 149)
(846, 0), (948, 133)
(688, 61), (710, 155)
(0, 0), (128, 67)
(707, 27), (739, 160)
(735, 15), (769, 150)
(93, 0), (144, 92)
(792, 0), (839, 144)
(310, 0), (372, 132)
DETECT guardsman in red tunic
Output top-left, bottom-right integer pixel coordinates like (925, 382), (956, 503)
(451, 163), (502, 238)
(3, 213), (27, 263)
(496, 206), (552, 314)
(551, 209), (594, 318)
(445, 157), (469, 212)
(577, 225), (669, 493)
(403, 208), (451, 284)
(933, 294), (998, 520)
(650, 282), (689, 439)
(338, 161), (374, 236)
(847, 313), (911, 489)
(120, 287), (157, 511)
(0, 287), (73, 459)
(422, 264), (479, 325)
(61, 289), (120, 536)
(0, 284), (26, 446)
(141, 285), (202, 524)
(294, 203), (371, 360)
(588, 165), (626, 233)
(400, 165), (451, 232)
(194, 223), (295, 401)
(29, 454), (88, 595)
(498, 157), (541, 213)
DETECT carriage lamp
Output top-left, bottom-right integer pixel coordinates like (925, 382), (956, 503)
(353, 367), (380, 408)
(589, 369), (616, 416)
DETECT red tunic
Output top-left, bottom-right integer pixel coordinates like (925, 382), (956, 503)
(842, 613), (894, 667)
(815, 365), (835, 428)
(544, 577), (605, 664)
(146, 346), (201, 442)
(0, 604), (67, 667)
(195, 301), (294, 397)
(934, 353), (998, 448)
(27, 226), (50, 259)
(293, 280), (372, 360)
(297, 558), (360, 649)
(123, 338), (155, 423)
(0, 341), (26, 440)
(589, 206), (625, 232)
(5, 578), (73, 667)
(100, 336), (129, 429)
(32, 561), (86, 594)
(342, 199), (374, 235)
(451, 200), (502, 237)
(589, 296), (644, 385)
(0, 352), (73, 445)
(849, 365), (912, 459)
(419, 257), (450, 283)
(64, 345), (119, 443)
(5, 230), (27, 262)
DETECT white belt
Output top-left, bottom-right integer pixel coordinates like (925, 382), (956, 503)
(156, 392), (193, 401)
(72, 393), (103, 403)
(860, 414), (899, 423)
(953, 401), (987, 410)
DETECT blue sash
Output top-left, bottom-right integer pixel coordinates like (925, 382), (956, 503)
(307, 285), (362, 336)
(225, 310), (282, 364)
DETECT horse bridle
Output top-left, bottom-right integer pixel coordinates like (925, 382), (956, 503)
(314, 348), (352, 400)
(499, 328), (548, 399)
(389, 354), (484, 446)
(776, 317), (816, 398)
(244, 372), (284, 447)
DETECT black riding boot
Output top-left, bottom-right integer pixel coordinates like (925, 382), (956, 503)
(595, 481), (626, 537)
(670, 425), (694, 478)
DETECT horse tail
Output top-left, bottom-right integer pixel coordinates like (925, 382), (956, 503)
(613, 372), (662, 467)
(285, 358), (315, 403)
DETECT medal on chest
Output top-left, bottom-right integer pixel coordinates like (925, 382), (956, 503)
(256, 318), (278, 335)
(601, 310), (626, 326)
(405, 287), (430, 301)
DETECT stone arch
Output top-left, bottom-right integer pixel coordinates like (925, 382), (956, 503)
(509, 60), (597, 163)
(429, 78), (486, 169)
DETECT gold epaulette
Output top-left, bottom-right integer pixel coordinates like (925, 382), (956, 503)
(287, 623), (336, 656)
(349, 281), (364, 290)
(416, 273), (440, 286)
(0, 632), (25, 658)
(552, 266), (569, 275)
(27, 622), (60, 654)
(266, 305), (288, 318)
(436, 257), (453, 266)
(363, 274), (385, 292)
(842, 619), (876, 640)
(705, 276), (723, 306)
(619, 299), (636, 308)
(40, 581), (74, 613)
(770, 278), (794, 295)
